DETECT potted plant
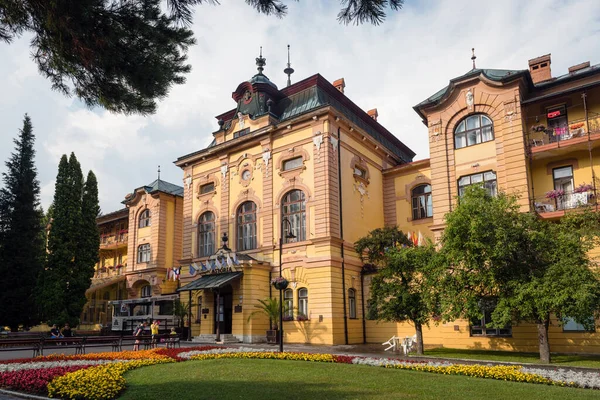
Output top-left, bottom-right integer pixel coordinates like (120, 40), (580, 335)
(531, 124), (547, 133)
(545, 189), (565, 199)
(569, 122), (585, 136)
(271, 277), (289, 290)
(574, 183), (594, 193)
(247, 298), (290, 344)
(296, 313), (309, 322)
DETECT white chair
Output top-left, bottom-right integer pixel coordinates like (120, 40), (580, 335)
(401, 334), (417, 355)
(382, 336), (401, 352)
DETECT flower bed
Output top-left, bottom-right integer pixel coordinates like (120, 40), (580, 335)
(1, 346), (600, 399)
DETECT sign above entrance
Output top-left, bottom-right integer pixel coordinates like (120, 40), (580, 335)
(190, 249), (242, 276)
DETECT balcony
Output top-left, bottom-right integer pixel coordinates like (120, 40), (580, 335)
(100, 233), (128, 249)
(529, 113), (600, 159)
(533, 190), (597, 218)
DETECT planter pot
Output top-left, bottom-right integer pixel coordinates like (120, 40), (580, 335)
(272, 279), (289, 291)
(266, 329), (279, 344)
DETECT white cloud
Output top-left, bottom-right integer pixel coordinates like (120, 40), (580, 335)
(1, 0), (599, 213)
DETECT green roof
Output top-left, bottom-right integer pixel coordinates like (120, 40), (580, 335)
(415, 68), (527, 109)
(177, 272), (243, 292)
(144, 179), (183, 197)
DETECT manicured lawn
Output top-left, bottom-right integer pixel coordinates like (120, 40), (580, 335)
(121, 359), (598, 400)
(419, 348), (600, 368)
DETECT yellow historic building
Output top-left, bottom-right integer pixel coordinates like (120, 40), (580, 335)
(81, 177), (184, 331)
(86, 51), (600, 353)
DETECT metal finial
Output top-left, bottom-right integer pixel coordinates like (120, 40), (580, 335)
(157, 165), (161, 180)
(256, 46), (266, 75)
(471, 48), (477, 70)
(284, 44), (295, 87)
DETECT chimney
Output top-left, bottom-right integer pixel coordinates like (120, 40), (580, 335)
(528, 54), (552, 84)
(568, 61), (590, 74)
(367, 108), (378, 121)
(333, 78), (345, 93)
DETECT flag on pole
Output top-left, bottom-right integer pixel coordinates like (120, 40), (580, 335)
(417, 231), (424, 247)
(406, 231), (413, 245)
(215, 257), (222, 269)
(233, 253), (240, 265)
(226, 254), (234, 268)
(189, 264), (197, 276)
(200, 260), (207, 272)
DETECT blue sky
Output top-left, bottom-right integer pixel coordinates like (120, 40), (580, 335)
(1, 0), (599, 213)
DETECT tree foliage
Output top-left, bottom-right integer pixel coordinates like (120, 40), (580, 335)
(0, 0), (403, 114)
(356, 226), (435, 355)
(0, 115), (45, 330)
(439, 185), (600, 363)
(39, 153), (100, 327)
(247, 297), (290, 330)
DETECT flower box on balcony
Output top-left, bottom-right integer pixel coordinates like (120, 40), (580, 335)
(574, 183), (594, 194)
(545, 189), (565, 199)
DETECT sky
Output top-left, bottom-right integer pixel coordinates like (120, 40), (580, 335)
(1, 0), (600, 214)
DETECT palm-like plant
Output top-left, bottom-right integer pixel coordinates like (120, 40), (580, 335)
(247, 298), (290, 330)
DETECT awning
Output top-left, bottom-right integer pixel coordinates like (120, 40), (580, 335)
(85, 275), (127, 295)
(177, 272), (243, 292)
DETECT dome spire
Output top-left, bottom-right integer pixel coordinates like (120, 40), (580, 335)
(256, 46), (266, 75)
(471, 48), (477, 70)
(284, 44), (295, 87)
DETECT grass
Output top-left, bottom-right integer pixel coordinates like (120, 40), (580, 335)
(120, 359), (599, 400)
(419, 348), (600, 368)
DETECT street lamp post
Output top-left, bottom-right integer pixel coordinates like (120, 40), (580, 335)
(279, 217), (295, 352)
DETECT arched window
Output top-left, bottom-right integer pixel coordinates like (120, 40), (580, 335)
(198, 212), (215, 257)
(137, 244), (151, 263)
(237, 202), (257, 251)
(284, 289), (294, 319)
(139, 209), (151, 228)
(282, 190), (306, 243)
(454, 114), (494, 149)
(411, 184), (433, 220)
(348, 288), (357, 319)
(141, 285), (152, 298)
(298, 288), (308, 318)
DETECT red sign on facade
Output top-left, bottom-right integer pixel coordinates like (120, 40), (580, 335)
(547, 110), (561, 119)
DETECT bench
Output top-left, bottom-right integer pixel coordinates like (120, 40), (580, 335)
(81, 336), (123, 353)
(43, 337), (85, 355)
(0, 338), (44, 357)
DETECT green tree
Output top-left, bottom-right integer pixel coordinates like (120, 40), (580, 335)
(0, 1), (403, 115)
(0, 115), (45, 330)
(40, 153), (100, 327)
(355, 226), (435, 355)
(439, 185), (600, 363)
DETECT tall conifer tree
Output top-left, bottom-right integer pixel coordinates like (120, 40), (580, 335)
(0, 115), (45, 330)
(41, 153), (99, 326)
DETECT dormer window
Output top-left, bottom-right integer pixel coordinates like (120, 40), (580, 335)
(282, 156), (303, 171)
(200, 183), (215, 194)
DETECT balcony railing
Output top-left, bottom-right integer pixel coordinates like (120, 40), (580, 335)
(100, 233), (128, 247)
(534, 190), (596, 213)
(529, 113), (600, 147)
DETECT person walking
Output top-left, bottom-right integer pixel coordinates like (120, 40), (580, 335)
(133, 322), (146, 351)
(151, 320), (159, 348)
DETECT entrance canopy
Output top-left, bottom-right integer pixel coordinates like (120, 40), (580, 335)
(177, 272), (243, 292)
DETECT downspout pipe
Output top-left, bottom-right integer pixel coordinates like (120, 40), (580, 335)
(337, 127), (349, 345)
(360, 270), (366, 344)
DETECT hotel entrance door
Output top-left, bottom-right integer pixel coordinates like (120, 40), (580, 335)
(214, 285), (233, 335)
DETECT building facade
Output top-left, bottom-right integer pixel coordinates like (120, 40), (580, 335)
(86, 52), (600, 353)
(81, 178), (184, 330)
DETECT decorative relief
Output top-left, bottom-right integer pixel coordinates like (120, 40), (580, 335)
(353, 181), (370, 218)
(466, 89), (474, 110)
(504, 100), (518, 122)
(237, 112), (245, 129)
(184, 174), (192, 190)
(330, 135), (339, 152)
(220, 164), (228, 181)
(429, 121), (442, 142)
(350, 155), (370, 185)
(313, 133), (323, 162)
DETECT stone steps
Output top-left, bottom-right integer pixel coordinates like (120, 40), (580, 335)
(192, 334), (240, 344)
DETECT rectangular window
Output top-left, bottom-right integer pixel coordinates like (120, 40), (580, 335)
(354, 166), (366, 178)
(470, 298), (511, 337)
(458, 171), (497, 197)
(282, 156), (303, 171)
(284, 289), (293, 319)
(233, 128), (250, 138)
(562, 317), (595, 332)
(298, 288), (308, 318)
(200, 183), (215, 194)
(348, 289), (357, 319)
